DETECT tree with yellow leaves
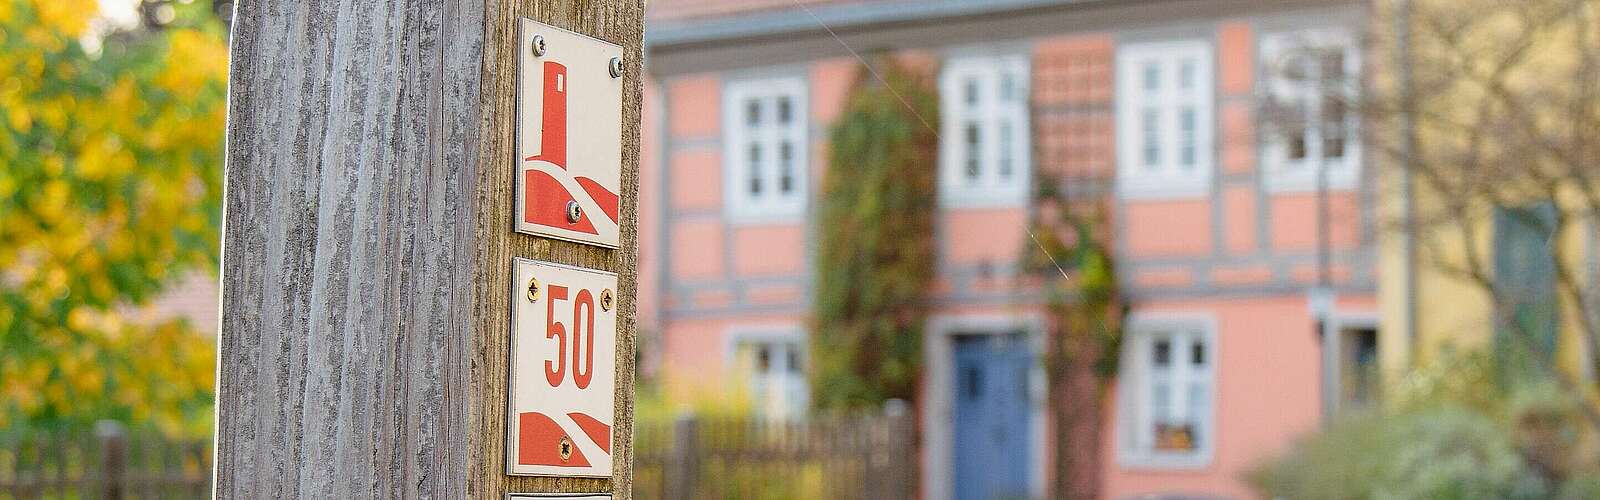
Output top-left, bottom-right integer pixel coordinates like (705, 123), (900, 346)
(0, 0), (227, 438)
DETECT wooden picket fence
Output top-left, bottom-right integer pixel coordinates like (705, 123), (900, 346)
(634, 403), (916, 500)
(3, 409), (912, 500)
(0, 423), (210, 499)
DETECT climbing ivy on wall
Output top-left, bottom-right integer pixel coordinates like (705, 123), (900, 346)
(1022, 173), (1124, 499)
(811, 57), (938, 410)
(1023, 177), (1122, 378)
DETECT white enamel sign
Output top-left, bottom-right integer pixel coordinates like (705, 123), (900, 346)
(507, 258), (618, 477)
(508, 495), (609, 500)
(516, 18), (624, 249)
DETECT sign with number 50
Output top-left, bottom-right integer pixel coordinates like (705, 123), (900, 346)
(507, 258), (617, 477)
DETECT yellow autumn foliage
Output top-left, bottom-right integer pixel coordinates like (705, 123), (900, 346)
(0, 0), (228, 437)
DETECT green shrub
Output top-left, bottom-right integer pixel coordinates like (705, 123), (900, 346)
(1249, 407), (1548, 499)
(1388, 347), (1503, 415)
(1249, 350), (1600, 499)
(1556, 474), (1600, 500)
(811, 56), (938, 410)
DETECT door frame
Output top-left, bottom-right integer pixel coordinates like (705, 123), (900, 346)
(1326, 311), (1379, 416)
(923, 313), (1046, 500)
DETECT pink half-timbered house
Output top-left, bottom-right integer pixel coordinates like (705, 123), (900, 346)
(638, 1), (1378, 498)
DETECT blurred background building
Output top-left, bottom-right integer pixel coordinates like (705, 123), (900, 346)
(637, 0), (1372, 498)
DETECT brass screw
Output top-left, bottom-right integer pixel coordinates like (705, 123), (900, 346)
(600, 289), (614, 311)
(558, 435), (573, 461)
(526, 277), (540, 303)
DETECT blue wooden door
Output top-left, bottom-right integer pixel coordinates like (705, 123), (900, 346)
(953, 333), (1032, 500)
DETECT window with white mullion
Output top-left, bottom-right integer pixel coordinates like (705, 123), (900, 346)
(940, 53), (1030, 206)
(1140, 110), (1160, 170)
(1117, 41), (1214, 198)
(1315, 49), (1351, 162)
(1157, 58), (1201, 173)
(1186, 334), (1210, 451)
(1120, 316), (1216, 468)
(1261, 29), (1359, 192)
(1163, 78), (1183, 174)
(778, 96), (801, 196)
(1145, 336), (1171, 451)
(1141, 333), (1192, 452)
(745, 102), (764, 197)
(1175, 57), (1202, 172)
(729, 329), (810, 421)
(962, 75), (984, 184)
(996, 59), (1027, 186)
(981, 72), (1004, 187)
(997, 118), (1015, 180)
(724, 77), (808, 221)
(760, 99), (781, 198)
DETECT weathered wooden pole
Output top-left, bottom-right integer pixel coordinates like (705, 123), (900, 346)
(213, 1), (642, 498)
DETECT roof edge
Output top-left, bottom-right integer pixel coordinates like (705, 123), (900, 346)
(645, 0), (1102, 50)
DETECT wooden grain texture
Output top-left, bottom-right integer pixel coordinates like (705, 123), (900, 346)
(214, 0), (642, 497)
(470, 1), (644, 497)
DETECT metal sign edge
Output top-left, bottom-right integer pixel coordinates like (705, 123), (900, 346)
(512, 17), (625, 250)
(503, 256), (619, 478)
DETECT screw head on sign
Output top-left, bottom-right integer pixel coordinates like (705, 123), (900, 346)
(600, 289), (614, 311)
(558, 435), (573, 462)
(531, 34), (547, 56)
(526, 277), (540, 303)
(609, 57), (623, 78)
(565, 200), (583, 224)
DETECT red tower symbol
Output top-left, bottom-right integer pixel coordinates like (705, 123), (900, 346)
(524, 61), (619, 236)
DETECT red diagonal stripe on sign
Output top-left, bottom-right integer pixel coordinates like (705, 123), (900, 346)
(517, 411), (590, 467)
(574, 177), (618, 224)
(567, 412), (612, 455)
(525, 169), (598, 235)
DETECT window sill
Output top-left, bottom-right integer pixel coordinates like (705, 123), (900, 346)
(939, 188), (1027, 209)
(724, 209), (806, 226)
(1116, 177), (1211, 201)
(1117, 450), (1214, 471)
(723, 211), (806, 225)
(1261, 161), (1359, 193)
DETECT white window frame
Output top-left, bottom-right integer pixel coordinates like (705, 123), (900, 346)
(1116, 313), (1217, 469)
(723, 77), (809, 223)
(1116, 40), (1215, 199)
(723, 325), (810, 420)
(1260, 29), (1361, 192)
(939, 53), (1031, 207)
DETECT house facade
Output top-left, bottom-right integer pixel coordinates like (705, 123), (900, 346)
(1374, 0), (1599, 394)
(640, 1), (1377, 498)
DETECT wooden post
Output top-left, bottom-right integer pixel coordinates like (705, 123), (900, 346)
(213, 1), (642, 498)
(886, 400), (915, 498)
(864, 401), (910, 499)
(662, 415), (698, 500)
(95, 421), (125, 500)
